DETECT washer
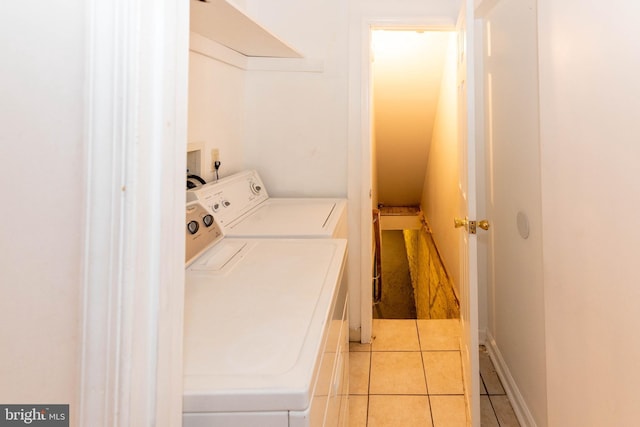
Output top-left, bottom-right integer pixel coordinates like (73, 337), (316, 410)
(183, 202), (349, 427)
(186, 170), (347, 239)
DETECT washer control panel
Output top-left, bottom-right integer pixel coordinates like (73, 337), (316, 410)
(186, 170), (269, 228)
(185, 202), (224, 265)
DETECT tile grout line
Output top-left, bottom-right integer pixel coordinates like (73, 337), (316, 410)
(415, 319), (437, 427)
(487, 394), (501, 427)
(480, 357), (506, 426)
(366, 337), (372, 427)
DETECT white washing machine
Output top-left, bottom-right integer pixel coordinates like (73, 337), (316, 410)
(186, 170), (347, 239)
(183, 202), (349, 427)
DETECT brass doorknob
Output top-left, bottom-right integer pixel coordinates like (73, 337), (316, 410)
(454, 217), (490, 234)
(454, 218), (468, 228)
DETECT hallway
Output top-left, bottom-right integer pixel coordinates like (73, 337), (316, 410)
(349, 319), (520, 426)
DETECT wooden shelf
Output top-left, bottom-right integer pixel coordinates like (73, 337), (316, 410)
(190, 0), (302, 58)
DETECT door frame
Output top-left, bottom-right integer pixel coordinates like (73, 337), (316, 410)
(79, 0), (189, 425)
(347, 16), (456, 345)
(348, 9), (483, 425)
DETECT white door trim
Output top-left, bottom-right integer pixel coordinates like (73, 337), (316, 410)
(456, 1), (482, 424)
(80, 0), (189, 425)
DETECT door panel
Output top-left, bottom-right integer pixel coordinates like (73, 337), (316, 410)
(456, 0), (480, 425)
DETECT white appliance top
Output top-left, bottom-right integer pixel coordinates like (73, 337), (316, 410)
(183, 202), (348, 413)
(186, 170), (347, 238)
(225, 198), (344, 237)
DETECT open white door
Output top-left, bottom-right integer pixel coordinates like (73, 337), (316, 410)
(455, 0), (481, 425)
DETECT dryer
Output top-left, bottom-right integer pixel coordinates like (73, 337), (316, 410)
(183, 202), (349, 427)
(186, 170), (347, 239)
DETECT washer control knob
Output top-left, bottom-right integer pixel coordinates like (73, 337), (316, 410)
(250, 182), (262, 195)
(202, 214), (214, 227)
(187, 220), (200, 235)
(222, 200), (231, 207)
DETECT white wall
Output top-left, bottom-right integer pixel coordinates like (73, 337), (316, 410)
(0, 1), (85, 423)
(421, 34), (461, 296)
(188, 38), (246, 181)
(188, 0), (349, 194)
(482, 0), (547, 424)
(243, 0), (349, 197)
(538, 0), (640, 425)
(370, 107), (381, 213)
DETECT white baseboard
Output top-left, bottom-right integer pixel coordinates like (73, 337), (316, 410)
(484, 332), (538, 427)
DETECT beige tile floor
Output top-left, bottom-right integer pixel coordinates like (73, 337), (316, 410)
(349, 319), (520, 427)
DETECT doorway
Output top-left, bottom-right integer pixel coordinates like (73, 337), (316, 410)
(352, 8), (482, 424)
(370, 28), (460, 321)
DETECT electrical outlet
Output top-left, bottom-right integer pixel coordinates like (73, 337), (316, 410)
(211, 149), (220, 171)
